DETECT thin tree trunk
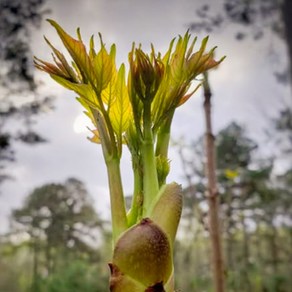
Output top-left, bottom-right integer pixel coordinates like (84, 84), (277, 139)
(203, 72), (225, 292)
(241, 213), (251, 292)
(255, 220), (265, 291)
(270, 221), (279, 275)
(287, 225), (292, 291)
(282, 0), (292, 85)
(46, 241), (52, 276)
(31, 237), (39, 292)
(225, 190), (234, 270)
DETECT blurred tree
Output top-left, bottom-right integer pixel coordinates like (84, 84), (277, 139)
(202, 73), (225, 292)
(216, 122), (257, 170)
(214, 122), (258, 288)
(11, 178), (104, 291)
(177, 122), (258, 231)
(189, 0), (291, 85)
(176, 121), (291, 291)
(0, 260), (20, 292)
(42, 260), (108, 292)
(272, 108), (292, 161)
(0, 0), (52, 185)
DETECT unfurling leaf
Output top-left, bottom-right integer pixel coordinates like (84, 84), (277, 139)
(156, 155), (170, 187)
(43, 36), (79, 82)
(93, 41), (116, 93)
(109, 65), (132, 139)
(51, 75), (99, 109)
(88, 128), (101, 144)
(47, 19), (94, 83)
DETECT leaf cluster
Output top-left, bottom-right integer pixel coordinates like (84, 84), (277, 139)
(34, 20), (224, 162)
(34, 20), (224, 242)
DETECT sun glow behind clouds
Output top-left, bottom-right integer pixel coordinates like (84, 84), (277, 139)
(73, 114), (92, 134)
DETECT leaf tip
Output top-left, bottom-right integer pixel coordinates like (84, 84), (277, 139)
(46, 18), (56, 26)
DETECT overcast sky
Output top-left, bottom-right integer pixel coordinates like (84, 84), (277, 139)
(0, 0), (290, 233)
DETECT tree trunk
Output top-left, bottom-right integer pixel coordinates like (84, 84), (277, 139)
(270, 221), (279, 275)
(255, 220), (265, 291)
(225, 190), (234, 271)
(241, 213), (251, 292)
(282, 0), (292, 86)
(203, 73), (225, 292)
(46, 242), (52, 276)
(287, 225), (292, 291)
(31, 237), (39, 292)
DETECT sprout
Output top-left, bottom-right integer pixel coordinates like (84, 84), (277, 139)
(35, 20), (224, 291)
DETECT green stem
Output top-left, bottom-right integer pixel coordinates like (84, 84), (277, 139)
(155, 112), (174, 159)
(93, 110), (113, 158)
(92, 84), (119, 158)
(142, 100), (159, 215)
(106, 158), (128, 245)
(127, 159), (143, 226)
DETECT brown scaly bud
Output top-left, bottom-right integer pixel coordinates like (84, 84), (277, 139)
(110, 218), (172, 291)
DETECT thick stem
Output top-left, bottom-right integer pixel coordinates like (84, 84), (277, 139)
(94, 110), (127, 242)
(106, 158), (128, 244)
(142, 101), (159, 214)
(203, 72), (225, 292)
(155, 114), (173, 187)
(155, 112), (173, 159)
(127, 157), (143, 226)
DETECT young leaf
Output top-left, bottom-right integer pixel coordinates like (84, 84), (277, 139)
(34, 56), (67, 78)
(51, 75), (100, 110)
(101, 66), (118, 109)
(93, 44), (115, 93)
(109, 65), (132, 139)
(43, 36), (79, 83)
(47, 19), (93, 83)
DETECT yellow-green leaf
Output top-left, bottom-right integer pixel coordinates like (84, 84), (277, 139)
(44, 36), (79, 82)
(51, 75), (100, 110)
(93, 41), (115, 93)
(161, 38), (175, 66)
(177, 83), (201, 107)
(34, 57), (66, 77)
(225, 169), (239, 180)
(169, 33), (190, 82)
(88, 128), (101, 144)
(47, 19), (93, 83)
(186, 36), (209, 76)
(109, 64), (132, 138)
(100, 55), (118, 108)
(196, 52), (226, 75)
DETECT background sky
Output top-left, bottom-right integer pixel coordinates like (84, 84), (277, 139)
(0, 0), (290, 233)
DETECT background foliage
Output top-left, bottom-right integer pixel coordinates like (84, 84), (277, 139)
(1, 120), (291, 291)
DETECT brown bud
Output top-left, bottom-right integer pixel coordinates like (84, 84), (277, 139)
(112, 218), (172, 288)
